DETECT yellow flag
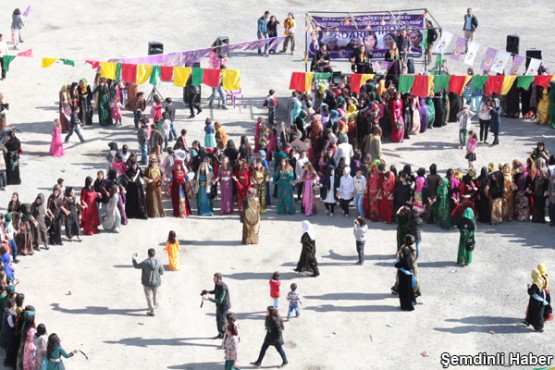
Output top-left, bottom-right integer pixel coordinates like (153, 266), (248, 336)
(173, 67), (192, 87)
(305, 72), (314, 92)
(136, 64), (153, 85)
(100, 62), (117, 80)
(41, 58), (57, 68)
(500, 76), (517, 95)
(222, 69), (241, 91)
(360, 74), (375, 86)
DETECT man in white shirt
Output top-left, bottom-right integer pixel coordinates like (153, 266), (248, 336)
(295, 150), (308, 201)
(353, 170), (367, 218)
(0, 34), (9, 80)
(334, 136), (354, 167)
(338, 167), (354, 217)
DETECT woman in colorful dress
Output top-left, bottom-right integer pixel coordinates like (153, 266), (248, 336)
(501, 163), (514, 221)
(150, 94), (163, 125)
(217, 156), (234, 215)
(16, 204), (34, 255)
(242, 188), (260, 245)
(300, 162), (319, 216)
(234, 158), (250, 213)
(164, 230), (180, 271)
(435, 178), (452, 229)
(215, 121), (229, 150)
(80, 176), (100, 236)
(143, 158), (166, 218)
(195, 162), (214, 216)
(273, 158), (296, 215)
(389, 91), (404, 143)
(513, 161), (532, 221)
(204, 118), (217, 149)
(254, 117), (264, 153)
(170, 161), (192, 218)
(413, 176), (426, 216)
(251, 159), (269, 214)
(22, 317), (36, 370)
(44, 333), (79, 370)
(457, 208), (475, 266)
(124, 161), (148, 220)
(379, 168), (396, 224)
(364, 162), (381, 222)
(48, 119), (64, 157)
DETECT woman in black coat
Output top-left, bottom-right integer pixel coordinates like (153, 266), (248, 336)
(251, 306), (288, 368)
(395, 244), (416, 311)
(523, 269), (547, 332)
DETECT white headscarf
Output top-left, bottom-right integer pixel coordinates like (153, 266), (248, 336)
(301, 220), (315, 240)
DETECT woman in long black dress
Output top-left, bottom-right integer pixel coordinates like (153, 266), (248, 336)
(123, 161), (148, 219)
(294, 220), (320, 277)
(61, 187), (81, 242)
(4, 130), (21, 185)
(531, 169), (549, 223)
(395, 244), (416, 311)
(47, 185), (63, 246)
(523, 268), (547, 332)
(474, 167), (491, 223)
(78, 79), (93, 126)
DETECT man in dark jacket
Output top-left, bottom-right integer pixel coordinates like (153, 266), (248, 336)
(425, 20), (438, 62)
(202, 272), (231, 338)
(463, 8), (478, 51)
(132, 248), (164, 316)
(64, 106), (85, 143)
(184, 76), (202, 118)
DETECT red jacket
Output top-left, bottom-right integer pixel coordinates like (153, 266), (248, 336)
(269, 279), (281, 298)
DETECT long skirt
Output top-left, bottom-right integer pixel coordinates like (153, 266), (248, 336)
(514, 191), (530, 221)
(491, 198), (503, 225)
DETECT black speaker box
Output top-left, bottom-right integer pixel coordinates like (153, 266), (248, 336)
(148, 41), (164, 55)
(525, 49), (542, 69)
(506, 34), (519, 55)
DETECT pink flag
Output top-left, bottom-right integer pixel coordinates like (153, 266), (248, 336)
(450, 37), (466, 61)
(22, 5), (32, 17)
(16, 49), (33, 57)
(85, 60), (100, 69)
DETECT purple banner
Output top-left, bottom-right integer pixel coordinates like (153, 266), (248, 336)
(450, 37), (466, 61)
(308, 14), (425, 60)
(480, 47), (497, 72)
(510, 55), (525, 75)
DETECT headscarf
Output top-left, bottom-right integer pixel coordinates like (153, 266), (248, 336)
(538, 263), (549, 291)
(437, 177), (449, 197)
(301, 220), (315, 240)
(531, 268), (545, 290)
(3, 213), (11, 228)
(415, 177), (425, 192)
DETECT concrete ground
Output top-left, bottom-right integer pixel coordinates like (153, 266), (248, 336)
(1, 1), (554, 369)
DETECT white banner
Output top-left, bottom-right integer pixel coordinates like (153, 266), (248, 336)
(491, 50), (511, 74)
(463, 41), (480, 66)
(433, 31), (453, 54)
(525, 58), (542, 76)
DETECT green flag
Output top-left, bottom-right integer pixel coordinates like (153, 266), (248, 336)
(516, 76), (534, 90)
(433, 75), (450, 93)
(3, 55), (15, 71)
(60, 58), (75, 67)
(192, 68), (203, 86)
(149, 66), (161, 85)
(471, 75), (489, 91)
(398, 75), (415, 94)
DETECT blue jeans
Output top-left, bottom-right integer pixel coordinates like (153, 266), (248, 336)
(287, 303), (300, 319)
(216, 307), (228, 336)
(169, 123), (177, 140)
(139, 143), (148, 165)
(273, 297), (279, 309)
(268, 108), (275, 126)
(9, 239), (17, 260)
(209, 86), (226, 108)
(353, 193), (365, 217)
(257, 32), (268, 54)
(133, 110), (142, 127)
(65, 124), (85, 143)
(415, 241), (421, 259)
(255, 342), (287, 364)
(0, 170), (6, 188)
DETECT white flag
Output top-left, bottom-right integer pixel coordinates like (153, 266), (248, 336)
(433, 31), (453, 54)
(525, 58), (542, 76)
(464, 41), (480, 66)
(491, 50), (511, 74)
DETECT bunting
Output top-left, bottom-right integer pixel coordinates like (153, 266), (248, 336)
(121, 64), (138, 83)
(500, 76), (517, 95)
(411, 75), (434, 97)
(160, 66), (174, 82)
(192, 68), (204, 86)
(2, 56), (16, 72)
(449, 76), (471, 95)
(16, 49), (33, 57)
(516, 76), (534, 90)
(289, 72), (313, 92)
(136, 64), (153, 85)
(100, 61), (117, 79)
(202, 68), (221, 88)
(484, 75), (504, 95)
(41, 58), (57, 68)
(60, 59), (75, 67)
(173, 67), (192, 87)
(221, 69), (241, 91)
(398, 75), (415, 94)
(534, 75), (552, 89)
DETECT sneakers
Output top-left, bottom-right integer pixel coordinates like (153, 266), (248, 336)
(250, 361), (261, 368)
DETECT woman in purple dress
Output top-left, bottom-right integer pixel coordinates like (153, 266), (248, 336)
(217, 156), (234, 214)
(301, 162), (319, 216)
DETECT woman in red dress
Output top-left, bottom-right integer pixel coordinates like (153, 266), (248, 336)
(171, 161), (192, 218)
(389, 91), (405, 143)
(80, 176), (101, 235)
(365, 163), (382, 222)
(309, 114), (324, 160)
(379, 168), (396, 223)
(234, 158), (251, 212)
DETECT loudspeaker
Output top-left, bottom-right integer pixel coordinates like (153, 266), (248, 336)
(332, 72), (342, 84)
(525, 49), (542, 69)
(212, 36), (230, 56)
(506, 35), (519, 55)
(148, 41), (164, 55)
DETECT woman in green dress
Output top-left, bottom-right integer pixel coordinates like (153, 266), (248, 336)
(91, 78), (112, 126)
(194, 162), (214, 216)
(457, 208), (475, 266)
(45, 333), (78, 370)
(272, 158), (296, 215)
(435, 178), (451, 229)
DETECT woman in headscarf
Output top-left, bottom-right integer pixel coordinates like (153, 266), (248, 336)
(106, 168), (128, 225)
(7, 192), (21, 230)
(532, 168), (549, 223)
(91, 78), (113, 126)
(58, 85), (72, 133)
(216, 156), (234, 215)
(195, 162), (214, 216)
(251, 159), (269, 214)
(241, 188), (260, 245)
(457, 208), (475, 266)
(100, 187), (121, 232)
(523, 268), (547, 332)
(396, 206), (411, 252)
(170, 161), (192, 218)
(418, 96), (429, 133)
(47, 186), (63, 246)
(15, 204), (34, 256)
(214, 121), (228, 150)
(143, 158), (165, 218)
(78, 79), (93, 126)
(123, 160), (148, 219)
(80, 176), (100, 236)
(513, 161), (532, 221)
(538, 263), (553, 321)
(489, 170), (504, 225)
(501, 163), (514, 221)
(272, 158), (296, 215)
(30, 194), (49, 251)
(233, 158), (250, 213)
(365, 162), (382, 222)
(4, 130), (21, 185)
(536, 89), (549, 125)
(379, 167), (396, 224)
(435, 178), (451, 230)
(389, 91), (405, 143)
(394, 240), (416, 311)
(300, 162), (319, 216)
(474, 167), (491, 223)
(61, 187), (81, 242)
(294, 220), (319, 277)
(294, 110), (307, 140)
(309, 114), (323, 161)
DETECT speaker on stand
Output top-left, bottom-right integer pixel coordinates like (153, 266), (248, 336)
(147, 41), (164, 101)
(506, 35), (519, 55)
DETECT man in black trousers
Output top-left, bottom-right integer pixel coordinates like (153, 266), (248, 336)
(202, 272), (231, 338)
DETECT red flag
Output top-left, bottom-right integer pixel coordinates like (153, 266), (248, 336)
(160, 66), (173, 82)
(411, 75), (433, 97)
(85, 60), (100, 69)
(16, 49), (32, 57)
(534, 75), (552, 89)
(121, 64), (138, 83)
(350, 74), (362, 94)
(289, 72), (307, 91)
(202, 68), (221, 88)
(449, 76), (470, 95)
(484, 76), (504, 96)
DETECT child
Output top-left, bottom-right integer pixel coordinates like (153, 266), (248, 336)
(164, 97), (178, 142)
(151, 95), (163, 124)
(161, 112), (171, 150)
(2, 213), (18, 263)
(456, 107), (474, 149)
(121, 145), (130, 163)
(465, 131), (478, 168)
(164, 230), (180, 271)
(286, 283), (302, 320)
(269, 271), (281, 309)
(223, 323), (239, 370)
(264, 89), (278, 126)
(353, 216), (368, 265)
(111, 97), (124, 125)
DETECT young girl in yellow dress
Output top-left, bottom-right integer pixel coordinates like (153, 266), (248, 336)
(164, 230), (180, 271)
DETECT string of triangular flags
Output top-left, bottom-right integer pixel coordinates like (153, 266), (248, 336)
(289, 71), (555, 96)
